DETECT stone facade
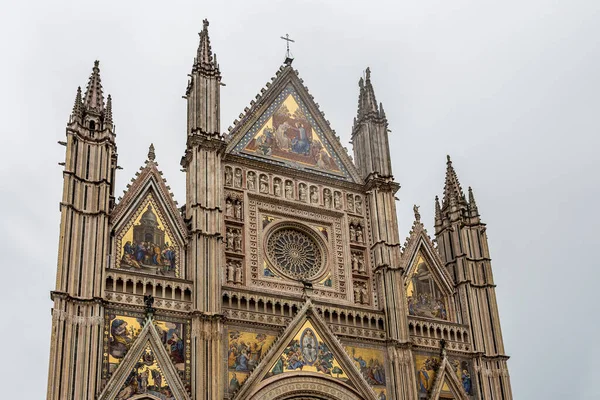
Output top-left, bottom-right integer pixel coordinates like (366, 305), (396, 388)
(46, 20), (513, 400)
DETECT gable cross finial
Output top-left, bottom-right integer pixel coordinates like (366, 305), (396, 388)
(280, 33), (295, 65)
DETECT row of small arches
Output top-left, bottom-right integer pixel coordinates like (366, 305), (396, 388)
(105, 276), (192, 302)
(408, 320), (469, 343)
(222, 293), (385, 331)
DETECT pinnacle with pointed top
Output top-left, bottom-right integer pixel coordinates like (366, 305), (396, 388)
(435, 195), (442, 221)
(148, 143), (156, 161)
(468, 186), (479, 213)
(442, 155), (466, 208)
(194, 19), (218, 73)
(71, 86), (83, 119)
(83, 60), (105, 113)
(354, 67), (386, 129)
(105, 94), (113, 125)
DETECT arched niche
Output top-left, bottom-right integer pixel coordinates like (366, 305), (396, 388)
(247, 374), (364, 400)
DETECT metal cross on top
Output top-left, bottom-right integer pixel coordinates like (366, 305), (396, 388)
(280, 33), (295, 65)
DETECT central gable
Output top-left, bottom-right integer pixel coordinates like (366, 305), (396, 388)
(227, 66), (360, 183)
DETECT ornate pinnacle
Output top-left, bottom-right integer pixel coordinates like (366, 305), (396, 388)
(468, 186), (479, 214)
(83, 60), (105, 113)
(435, 195), (442, 220)
(355, 67), (381, 123)
(148, 143), (156, 161)
(195, 18), (217, 72)
(105, 94), (113, 125)
(71, 86), (83, 119)
(442, 155), (466, 208)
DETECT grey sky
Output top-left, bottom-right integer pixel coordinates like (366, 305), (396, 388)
(1, 1), (598, 398)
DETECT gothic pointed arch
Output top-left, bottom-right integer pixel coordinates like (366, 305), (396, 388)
(110, 146), (187, 278)
(428, 357), (469, 400)
(232, 300), (377, 400)
(98, 316), (190, 400)
(224, 65), (361, 183)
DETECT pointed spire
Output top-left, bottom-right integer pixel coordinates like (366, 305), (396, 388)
(148, 143), (156, 162)
(83, 60), (104, 113)
(194, 19), (218, 73)
(468, 186), (479, 214)
(71, 86), (83, 119)
(104, 94), (113, 126)
(442, 155), (466, 208)
(435, 195), (442, 220)
(355, 67), (385, 126)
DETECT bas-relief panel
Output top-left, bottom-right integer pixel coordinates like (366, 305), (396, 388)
(115, 343), (175, 400)
(117, 195), (180, 277)
(406, 255), (448, 320)
(104, 312), (190, 383)
(264, 321), (348, 383)
(415, 354), (474, 398)
(344, 345), (387, 399)
(226, 329), (278, 394)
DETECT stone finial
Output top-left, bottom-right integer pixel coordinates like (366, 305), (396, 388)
(71, 86), (83, 119)
(105, 94), (113, 125)
(442, 155), (466, 208)
(413, 204), (421, 223)
(83, 60), (105, 113)
(148, 143), (156, 161)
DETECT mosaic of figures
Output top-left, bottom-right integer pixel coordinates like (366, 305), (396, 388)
(118, 196), (180, 277)
(105, 313), (188, 377)
(116, 344), (175, 400)
(345, 345), (387, 400)
(415, 354), (473, 398)
(224, 165), (363, 215)
(406, 255), (448, 320)
(226, 329), (277, 393)
(265, 321), (349, 383)
(239, 92), (342, 174)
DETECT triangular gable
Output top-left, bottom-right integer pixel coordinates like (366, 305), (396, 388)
(226, 65), (361, 183)
(110, 148), (187, 278)
(401, 218), (454, 321)
(401, 219), (454, 294)
(429, 357), (469, 400)
(99, 317), (190, 400)
(233, 300), (376, 400)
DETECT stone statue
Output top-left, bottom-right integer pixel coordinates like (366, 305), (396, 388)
(310, 187), (318, 204)
(234, 262), (243, 284)
(225, 198), (233, 217)
(347, 194), (354, 212)
(247, 172), (256, 191)
(349, 224), (356, 241)
(356, 225), (364, 243)
(299, 184), (307, 202)
(352, 253), (359, 272)
(324, 190), (331, 208)
(225, 168), (233, 186)
(355, 197), (362, 214)
(226, 228), (234, 250)
(334, 191), (341, 209)
(285, 181), (293, 199)
(274, 180), (281, 197)
(233, 230), (242, 251)
(234, 201), (242, 220)
(259, 175), (269, 193)
(226, 260), (235, 283)
(234, 169), (242, 188)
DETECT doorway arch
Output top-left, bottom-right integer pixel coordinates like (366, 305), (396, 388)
(246, 374), (365, 400)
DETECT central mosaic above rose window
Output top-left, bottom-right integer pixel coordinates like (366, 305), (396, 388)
(266, 226), (324, 280)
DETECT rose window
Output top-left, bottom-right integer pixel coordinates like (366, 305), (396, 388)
(266, 226), (325, 280)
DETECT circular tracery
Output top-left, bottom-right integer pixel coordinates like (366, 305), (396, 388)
(266, 225), (325, 281)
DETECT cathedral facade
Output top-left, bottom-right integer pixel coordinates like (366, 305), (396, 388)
(46, 20), (513, 400)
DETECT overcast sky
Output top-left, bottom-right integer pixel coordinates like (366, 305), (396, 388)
(1, 1), (599, 399)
